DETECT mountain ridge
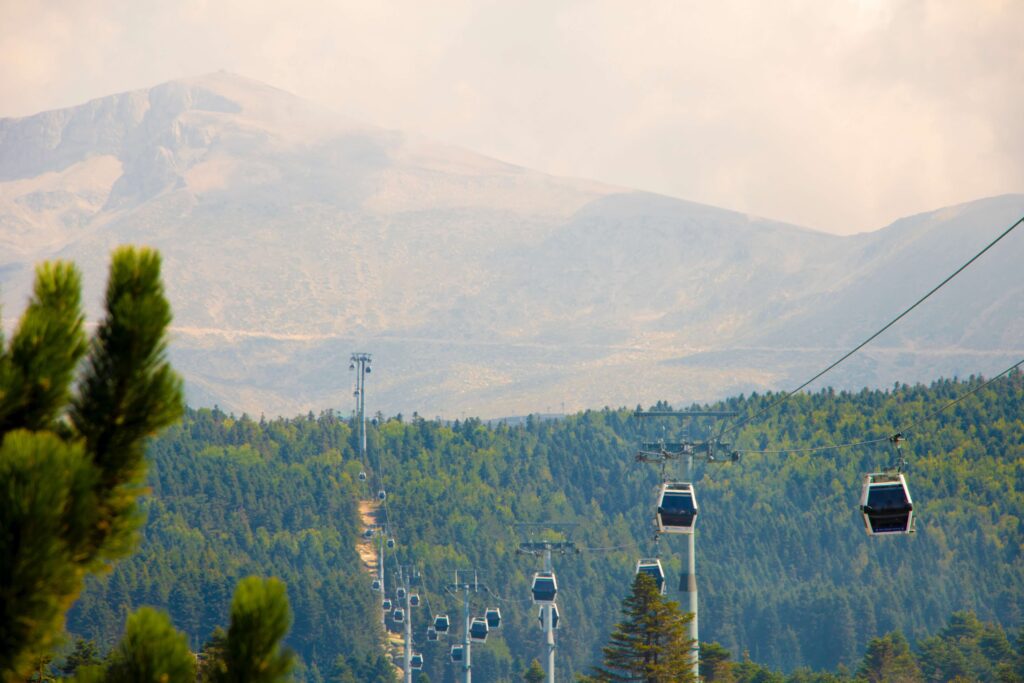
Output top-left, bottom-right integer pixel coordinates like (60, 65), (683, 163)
(1, 74), (1022, 418)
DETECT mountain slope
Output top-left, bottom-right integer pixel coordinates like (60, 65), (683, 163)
(1, 73), (1022, 417)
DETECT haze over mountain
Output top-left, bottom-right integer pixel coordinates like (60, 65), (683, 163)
(1, 72), (1022, 418)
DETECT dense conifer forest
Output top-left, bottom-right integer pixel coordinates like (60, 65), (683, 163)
(65, 372), (1024, 681)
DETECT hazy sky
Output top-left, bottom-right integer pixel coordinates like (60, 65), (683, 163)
(2, 0), (1021, 234)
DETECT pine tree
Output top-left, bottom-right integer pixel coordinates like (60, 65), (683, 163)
(856, 632), (922, 683)
(584, 572), (695, 682)
(524, 658), (546, 682)
(98, 607), (196, 683)
(207, 576), (296, 683)
(0, 248), (183, 680)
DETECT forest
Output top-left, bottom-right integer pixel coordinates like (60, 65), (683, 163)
(62, 372), (1024, 681)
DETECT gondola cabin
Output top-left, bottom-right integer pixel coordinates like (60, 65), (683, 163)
(363, 529), (374, 539)
(470, 617), (489, 642)
(635, 558), (666, 595)
(358, 471), (367, 481)
(657, 482), (698, 534)
(531, 571), (558, 604)
(382, 599), (392, 610)
(410, 594), (420, 607)
(392, 608), (405, 623)
(378, 490), (387, 501)
(537, 604), (560, 630)
(450, 645), (464, 663)
(860, 472), (915, 535)
(371, 579), (381, 592)
(410, 654), (423, 670)
(485, 608), (501, 629)
(386, 538), (396, 549)
(426, 627), (438, 641)
(434, 614), (450, 633)
(396, 587), (406, 599)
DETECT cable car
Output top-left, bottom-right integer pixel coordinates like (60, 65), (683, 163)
(531, 571), (558, 604)
(386, 538), (395, 549)
(434, 614), (450, 633)
(426, 627), (438, 641)
(635, 558), (666, 594)
(396, 587), (406, 600)
(450, 645), (464, 663)
(371, 579), (381, 592)
(538, 604), (560, 630)
(363, 529), (374, 539)
(485, 607), (501, 629)
(657, 482), (698, 534)
(410, 653), (423, 671)
(469, 617), (489, 642)
(382, 599), (392, 610)
(378, 490), (387, 501)
(410, 594), (420, 607)
(358, 471), (367, 481)
(860, 472), (915, 535)
(392, 608), (405, 623)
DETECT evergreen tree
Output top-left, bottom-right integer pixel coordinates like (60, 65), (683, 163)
(584, 572), (695, 682)
(98, 607), (196, 683)
(0, 249), (183, 680)
(208, 576), (296, 683)
(701, 642), (737, 683)
(524, 658), (546, 682)
(58, 638), (101, 677)
(855, 632), (921, 683)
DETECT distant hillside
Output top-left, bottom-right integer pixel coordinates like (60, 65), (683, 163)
(68, 373), (1024, 679)
(1, 72), (1022, 418)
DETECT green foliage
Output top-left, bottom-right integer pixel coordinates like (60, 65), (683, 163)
(586, 572), (695, 682)
(100, 607), (196, 683)
(524, 658), (546, 682)
(856, 632), (921, 683)
(701, 642), (737, 683)
(0, 247), (183, 682)
(65, 373), (1024, 679)
(57, 638), (101, 677)
(207, 576), (295, 683)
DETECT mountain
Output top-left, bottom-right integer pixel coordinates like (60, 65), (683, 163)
(1, 72), (1022, 418)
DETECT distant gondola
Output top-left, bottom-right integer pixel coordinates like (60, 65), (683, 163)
(371, 579), (381, 592)
(860, 472), (915, 535)
(485, 607), (501, 629)
(363, 529), (374, 539)
(392, 608), (405, 623)
(531, 571), (558, 604)
(434, 614), (450, 633)
(469, 617), (489, 642)
(450, 645), (464, 663)
(386, 537), (395, 549)
(378, 490), (387, 501)
(426, 627), (438, 641)
(410, 653), (423, 670)
(537, 604), (560, 630)
(382, 599), (392, 610)
(657, 482), (698, 534)
(410, 594), (420, 607)
(635, 558), (666, 594)
(358, 471), (367, 481)
(396, 587), (406, 600)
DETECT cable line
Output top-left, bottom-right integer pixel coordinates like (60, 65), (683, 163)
(734, 357), (1024, 456)
(720, 213), (1024, 441)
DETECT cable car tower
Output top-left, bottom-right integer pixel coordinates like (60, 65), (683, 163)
(349, 352), (372, 485)
(517, 524), (579, 683)
(444, 570), (500, 683)
(634, 407), (738, 681)
(393, 565), (424, 683)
